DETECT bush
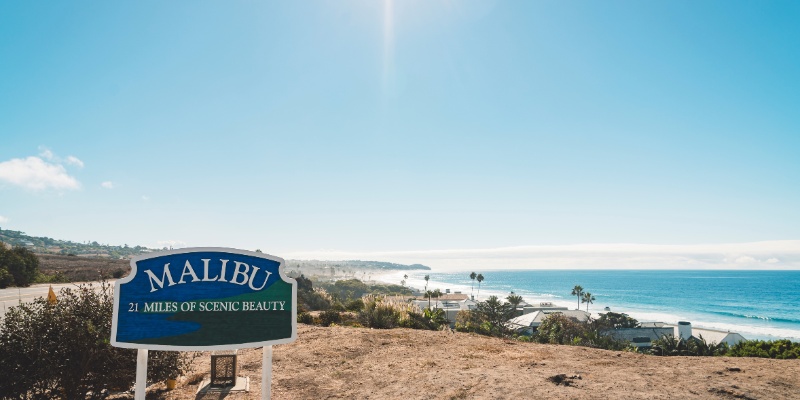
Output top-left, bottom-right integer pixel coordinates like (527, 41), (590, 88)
(455, 310), (489, 335)
(319, 310), (343, 327)
(399, 307), (447, 331)
(358, 297), (400, 329)
(297, 312), (315, 325)
(0, 282), (193, 399)
(728, 339), (800, 359)
(534, 313), (588, 345)
(298, 288), (332, 311)
(345, 298), (365, 312)
(649, 334), (728, 357)
(0, 245), (40, 287)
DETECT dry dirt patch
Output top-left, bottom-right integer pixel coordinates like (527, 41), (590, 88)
(132, 325), (800, 400)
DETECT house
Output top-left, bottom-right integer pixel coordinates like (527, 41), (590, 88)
(518, 301), (569, 316)
(411, 298), (478, 327)
(666, 321), (746, 346)
(604, 321), (746, 348)
(506, 310), (591, 336)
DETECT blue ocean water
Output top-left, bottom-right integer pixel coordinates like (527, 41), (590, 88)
(397, 270), (800, 341)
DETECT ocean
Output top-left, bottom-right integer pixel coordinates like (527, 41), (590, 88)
(383, 269), (800, 341)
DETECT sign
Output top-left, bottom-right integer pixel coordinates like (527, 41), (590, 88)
(111, 248), (297, 350)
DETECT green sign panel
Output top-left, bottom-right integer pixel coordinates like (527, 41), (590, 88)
(111, 248), (297, 350)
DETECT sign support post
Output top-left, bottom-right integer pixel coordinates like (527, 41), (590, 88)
(262, 345), (272, 400)
(135, 349), (148, 400)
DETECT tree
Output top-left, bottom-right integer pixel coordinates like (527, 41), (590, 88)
(0, 245), (40, 288)
(474, 295), (515, 337)
(596, 312), (639, 329)
(401, 274), (408, 289)
(571, 285), (584, 310)
(469, 271), (477, 298)
(423, 274), (430, 295)
(432, 288), (442, 308)
(581, 292), (595, 312)
(536, 313), (587, 345)
(476, 273), (484, 298)
(506, 293), (523, 316)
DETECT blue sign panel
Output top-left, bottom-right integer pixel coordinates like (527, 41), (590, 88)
(111, 248), (297, 350)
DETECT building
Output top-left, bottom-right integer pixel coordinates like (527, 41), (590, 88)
(604, 321), (746, 348)
(506, 310), (591, 336)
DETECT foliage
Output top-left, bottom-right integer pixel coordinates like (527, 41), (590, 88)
(534, 313), (588, 345)
(400, 307), (448, 331)
(596, 312), (640, 329)
(345, 298), (365, 312)
(297, 312), (315, 325)
(728, 339), (800, 359)
(298, 285), (332, 311)
(455, 296), (516, 337)
(328, 279), (370, 300)
(358, 296), (401, 329)
(571, 285), (584, 310)
(0, 282), (192, 399)
(454, 310), (489, 335)
(649, 334), (729, 357)
(581, 292), (595, 312)
(319, 310), (343, 327)
(0, 245), (40, 288)
(476, 273), (484, 297)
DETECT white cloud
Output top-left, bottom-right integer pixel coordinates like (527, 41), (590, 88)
(65, 156), (84, 168)
(282, 240), (800, 271)
(101, 181), (114, 189)
(141, 195), (150, 201)
(0, 215), (8, 224)
(38, 147), (54, 160)
(0, 156), (80, 190)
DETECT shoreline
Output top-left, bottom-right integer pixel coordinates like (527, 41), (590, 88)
(376, 270), (800, 342)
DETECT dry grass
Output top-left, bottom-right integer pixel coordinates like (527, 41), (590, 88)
(136, 325), (800, 400)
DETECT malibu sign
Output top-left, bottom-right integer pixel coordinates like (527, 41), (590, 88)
(111, 248), (297, 350)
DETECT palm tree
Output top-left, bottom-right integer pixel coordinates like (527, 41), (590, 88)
(431, 288), (442, 309)
(469, 272), (477, 299)
(424, 274), (430, 295)
(571, 285), (584, 310)
(506, 293), (523, 316)
(476, 274), (484, 299)
(581, 292), (595, 312)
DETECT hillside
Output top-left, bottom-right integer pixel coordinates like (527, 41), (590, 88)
(1, 228), (429, 281)
(146, 324), (800, 400)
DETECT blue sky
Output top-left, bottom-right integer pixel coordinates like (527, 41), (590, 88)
(1, 1), (799, 269)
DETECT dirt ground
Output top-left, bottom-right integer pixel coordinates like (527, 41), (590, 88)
(38, 254), (130, 281)
(142, 324), (800, 400)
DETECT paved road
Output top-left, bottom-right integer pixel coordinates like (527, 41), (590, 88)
(0, 281), (115, 321)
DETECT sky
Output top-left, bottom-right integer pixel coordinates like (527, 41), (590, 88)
(1, 1), (799, 270)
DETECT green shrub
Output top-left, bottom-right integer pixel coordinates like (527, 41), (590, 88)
(0, 282), (193, 399)
(320, 310), (343, 327)
(728, 339), (800, 359)
(358, 297), (400, 329)
(345, 298), (364, 312)
(0, 245), (40, 288)
(297, 312), (315, 325)
(649, 334), (728, 357)
(534, 313), (588, 345)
